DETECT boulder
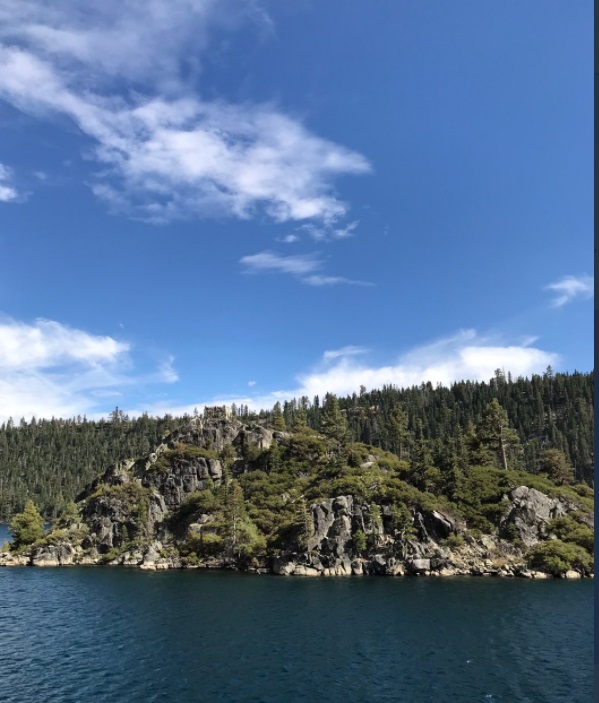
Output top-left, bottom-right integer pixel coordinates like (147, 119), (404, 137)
(273, 559), (296, 576)
(564, 570), (581, 580)
(233, 424), (275, 451)
(351, 559), (365, 575)
(31, 543), (75, 566)
(407, 558), (431, 573)
(421, 510), (456, 541)
(293, 564), (321, 577)
(501, 486), (567, 547)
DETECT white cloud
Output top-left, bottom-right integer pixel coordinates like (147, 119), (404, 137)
(331, 221), (358, 239)
(290, 331), (558, 401)
(0, 317), (128, 371)
(157, 355), (179, 384)
(322, 346), (368, 362)
(302, 275), (373, 287)
(0, 316), (176, 421)
(0, 163), (18, 202)
(240, 250), (321, 276)
(134, 330), (559, 416)
(0, 2), (370, 224)
(240, 250), (372, 286)
(248, 380), (256, 387)
(276, 234), (299, 244)
(298, 220), (359, 242)
(299, 224), (327, 241)
(545, 274), (594, 307)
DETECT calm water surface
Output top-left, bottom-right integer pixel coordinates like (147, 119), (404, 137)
(0, 530), (593, 703)
(0, 530), (592, 703)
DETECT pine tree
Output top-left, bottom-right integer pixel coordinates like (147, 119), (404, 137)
(321, 394), (347, 441)
(9, 500), (44, 549)
(292, 405), (308, 431)
(271, 402), (286, 431)
(410, 420), (439, 492)
(389, 404), (411, 460)
(56, 501), (79, 528)
(476, 399), (521, 470)
(539, 449), (575, 485)
(320, 393), (348, 460)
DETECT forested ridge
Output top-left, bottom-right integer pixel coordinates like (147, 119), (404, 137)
(0, 368), (593, 520)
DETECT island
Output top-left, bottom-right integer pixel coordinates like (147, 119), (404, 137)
(2, 394), (593, 579)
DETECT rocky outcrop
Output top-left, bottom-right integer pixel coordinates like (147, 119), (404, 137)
(141, 457), (222, 511)
(500, 486), (568, 547)
(31, 542), (76, 567)
(8, 415), (592, 578)
(273, 495), (460, 577)
(309, 495), (355, 559)
(175, 417), (243, 453)
(419, 510), (459, 541)
(0, 552), (29, 567)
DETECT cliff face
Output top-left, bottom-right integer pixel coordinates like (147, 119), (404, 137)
(4, 415), (593, 578)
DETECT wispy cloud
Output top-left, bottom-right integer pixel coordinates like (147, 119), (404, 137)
(322, 346), (368, 362)
(157, 355), (179, 384)
(302, 275), (373, 287)
(299, 220), (359, 242)
(240, 250), (372, 286)
(276, 234), (299, 244)
(240, 250), (321, 276)
(0, 2), (370, 224)
(545, 274), (594, 307)
(136, 330), (559, 416)
(0, 315), (177, 422)
(0, 163), (18, 202)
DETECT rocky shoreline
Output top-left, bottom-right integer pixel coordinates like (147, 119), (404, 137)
(0, 549), (590, 579)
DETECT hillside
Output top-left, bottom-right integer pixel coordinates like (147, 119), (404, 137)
(0, 369), (593, 520)
(3, 403), (594, 578)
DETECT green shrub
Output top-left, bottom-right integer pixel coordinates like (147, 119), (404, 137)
(465, 528), (483, 543)
(32, 528), (68, 548)
(88, 482), (152, 511)
(546, 516), (594, 552)
(352, 529), (367, 554)
(197, 533), (225, 557)
(527, 540), (593, 575)
(386, 504), (416, 539)
(501, 523), (520, 542)
(181, 553), (200, 566)
(461, 508), (494, 534)
(442, 533), (464, 549)
(166, 489), (222, 536)
(572, 483), (594, 498)
(480, 503), (507, 525)
(375, 456), (410, 475)
(98, 546), (125, 564)
(154, 444), (220, 471)
(56, 501), (80, 528)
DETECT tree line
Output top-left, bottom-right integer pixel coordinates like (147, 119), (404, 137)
(0, 368), (592, 520)
(256, 368), (593, 483)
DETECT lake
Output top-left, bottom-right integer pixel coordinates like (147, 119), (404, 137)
(0, 561), (592, 703)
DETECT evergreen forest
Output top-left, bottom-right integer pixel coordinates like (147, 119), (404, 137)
(0, 368), (592, 521)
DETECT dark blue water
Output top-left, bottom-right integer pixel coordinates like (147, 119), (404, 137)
(0, 564), (592, 703)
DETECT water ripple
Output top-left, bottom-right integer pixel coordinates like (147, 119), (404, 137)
(0, 569), (593, 703)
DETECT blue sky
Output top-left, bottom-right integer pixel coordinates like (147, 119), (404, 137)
(0, 0), (593, 421)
